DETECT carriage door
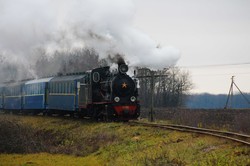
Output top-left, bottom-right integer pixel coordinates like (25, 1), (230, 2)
(45, 83), (49, 109)
(79, 82), (88, 108)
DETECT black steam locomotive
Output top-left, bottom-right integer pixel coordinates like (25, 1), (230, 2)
(88, 62), (140, 121)
(0, 62), (140, 121)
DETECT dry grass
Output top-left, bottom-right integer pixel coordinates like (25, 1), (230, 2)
(141, 108), (250, 134)
(0, 114), (249, 165)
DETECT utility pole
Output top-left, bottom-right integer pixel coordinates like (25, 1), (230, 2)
(225, 76), (250, 109)
(136, 69), (155, 122)
(149, 70), (155, 122)
(225, 76), (235, 109)
(136, 69), (168, 122)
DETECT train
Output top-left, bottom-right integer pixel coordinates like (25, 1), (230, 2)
(0, 62), (140, 121)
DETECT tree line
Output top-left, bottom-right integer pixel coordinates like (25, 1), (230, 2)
(186, 93), (250, 109)
(136, 67), (193, 108)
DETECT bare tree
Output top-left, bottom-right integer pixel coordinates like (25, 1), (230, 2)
(35, 48), (100, 77)
(137, 67), (193, 108)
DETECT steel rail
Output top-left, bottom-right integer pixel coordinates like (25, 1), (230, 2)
(129, 121), (250, 146)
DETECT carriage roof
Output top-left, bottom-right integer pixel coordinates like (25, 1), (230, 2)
(25, 77), (54, 85)
(50, 74), (87, 82)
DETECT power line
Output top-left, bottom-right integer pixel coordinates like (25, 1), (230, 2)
(192, 72), (250, 77)
(178, 62), (250, 68)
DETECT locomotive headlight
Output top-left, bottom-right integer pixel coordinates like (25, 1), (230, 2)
(130, 96), (136, 102)
(114, 97), (120, 102)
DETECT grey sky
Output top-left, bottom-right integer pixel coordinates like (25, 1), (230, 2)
(1, 0), (249, 94)
(133, 0), (250, 94)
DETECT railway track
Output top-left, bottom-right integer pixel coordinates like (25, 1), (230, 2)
(129, 121), (250, 146)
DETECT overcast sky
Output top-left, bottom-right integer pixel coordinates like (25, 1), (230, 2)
(133, 0), (250, 94)
(1, 0), (249, 94)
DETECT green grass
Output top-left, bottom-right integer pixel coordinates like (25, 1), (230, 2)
(0, 114), (249, 166)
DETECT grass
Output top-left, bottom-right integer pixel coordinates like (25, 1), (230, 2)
(0, 114), (249, 165)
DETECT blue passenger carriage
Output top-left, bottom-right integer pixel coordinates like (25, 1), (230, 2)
(3, 82), (23, 112)
(23, 77), (53, 114)
(47, 73), (90, 115)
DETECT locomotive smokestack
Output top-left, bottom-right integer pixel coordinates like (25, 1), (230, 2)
(115, 54), (128, 74)
(117, 59), (128, 74)
(107, 54), (126, 66)
(117, 55), (125, 66)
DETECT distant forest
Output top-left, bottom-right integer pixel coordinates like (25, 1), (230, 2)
(185, 93), (250, 109)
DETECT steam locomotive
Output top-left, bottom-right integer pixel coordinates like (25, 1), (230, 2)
(0, 62), (140, 121)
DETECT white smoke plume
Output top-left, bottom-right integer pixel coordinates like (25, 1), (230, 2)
(0, 0), (180, 81)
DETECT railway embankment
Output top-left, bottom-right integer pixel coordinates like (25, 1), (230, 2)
(0, 114), (249, 165)
(141, 108), (250, 134)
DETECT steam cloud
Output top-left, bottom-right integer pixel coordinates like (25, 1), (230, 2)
(0, 0), (180, 81)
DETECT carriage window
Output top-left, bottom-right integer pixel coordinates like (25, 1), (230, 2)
(38, 84), (40, 94)
(68, 83), (71, 93)
(52, 83), (55, 93)
(61, 83), (64, 93)
(39, 84), (41, 94)
(49, 83), (54, 93)
(71, 83), (73, 93)
(41, 84), (43, 94)
(50, 84), (52, 93)
(65, 83), (68, 93)
(57, 83), (60, 93)
(60, 83), (63, 93)
(33, 84), (35, 94)
(30, 85), (33, 95)
(58, 83), (61, 93)
(59, 83), (62, 93)
(63, 83), (65, 93)
(35, 84), (37, 94)
(57, 83), (59, 93)
(62, 82), (65, 93)
(55, 83), (57, 93)
(37, 84), (41, 94)
(56, 83), (58, 93)
(37, 84), (39, 94)
(64, 83), (67, 93)
(68, 83), (70, 93)
(26, 85), (28, 95)
(61, 83), (63, 93)
(69, 83), (72, 93)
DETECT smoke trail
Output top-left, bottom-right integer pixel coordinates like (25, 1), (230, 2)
(0, 0), (180, 81)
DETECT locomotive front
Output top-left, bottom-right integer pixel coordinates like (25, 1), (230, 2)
(111, 63), (140, 120)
